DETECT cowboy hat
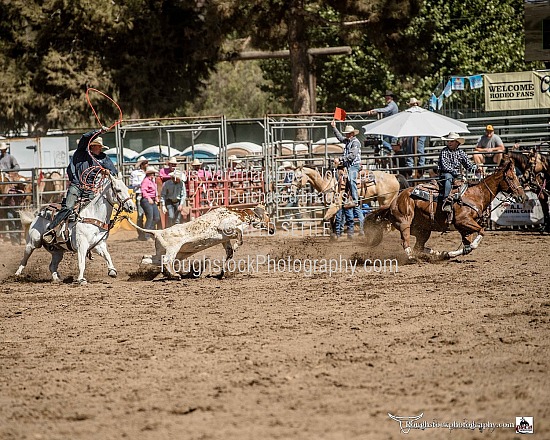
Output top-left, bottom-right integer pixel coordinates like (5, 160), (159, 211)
(228, 154), (242, 164)
(408, 97), (419, 106)
(169, 170), (184, 180)
(90, 137), (108, 149)
(385, 90), (396, 98)
(281, 161), (295, 170)
(441, 132), (465, 145)
(135, 158), (149, 169)
(191, 158), (203, 166)
(0, 142), (9, 150)
(341, 125), (359, 135)
(145, 166), (158, 175)
(168, 156), (178, 165)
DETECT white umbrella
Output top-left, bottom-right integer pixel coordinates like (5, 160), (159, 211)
(362, 106), (469, 138)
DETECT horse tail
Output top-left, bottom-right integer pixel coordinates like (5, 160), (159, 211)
(125, 216), (158, 236)
(396, 174), (410, 191)
(18, 208), (36, 226)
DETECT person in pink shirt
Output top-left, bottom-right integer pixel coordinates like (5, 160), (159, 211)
(159, 157), (178, 182)
(140, 166), (161, 240)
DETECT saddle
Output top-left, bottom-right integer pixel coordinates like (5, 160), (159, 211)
(411, 179), (469, 222)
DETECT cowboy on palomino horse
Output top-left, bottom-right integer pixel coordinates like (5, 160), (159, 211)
(43, 128), (115, 244)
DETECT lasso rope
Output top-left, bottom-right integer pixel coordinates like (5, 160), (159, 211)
(79, 88), (123, 192)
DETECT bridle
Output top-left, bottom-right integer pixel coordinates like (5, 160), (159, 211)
(104, 176), (133, 228)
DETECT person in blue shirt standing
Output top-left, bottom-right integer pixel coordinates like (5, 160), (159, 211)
(367, 90), (399, 154)
(438, 132), (477, 212)
(43, 128), (116, 243)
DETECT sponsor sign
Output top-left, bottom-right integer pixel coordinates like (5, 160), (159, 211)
(484, 71), (550, 111)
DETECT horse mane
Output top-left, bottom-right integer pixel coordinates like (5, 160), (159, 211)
(506, 150), (529, 171)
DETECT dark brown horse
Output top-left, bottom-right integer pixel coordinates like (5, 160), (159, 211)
(364, 158), (525, 260)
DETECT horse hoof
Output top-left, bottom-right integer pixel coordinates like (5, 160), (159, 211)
(77, 278), (87, 285)
(108, 269), (117, 278)
(442, 252), (450, 260)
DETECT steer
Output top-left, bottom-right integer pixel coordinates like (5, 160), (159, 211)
(127, 205), (274, 279)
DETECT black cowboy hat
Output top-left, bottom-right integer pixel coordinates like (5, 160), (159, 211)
(385, 90), (396, 98)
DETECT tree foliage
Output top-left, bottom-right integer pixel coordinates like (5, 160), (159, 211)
(0, 0), (226, 135)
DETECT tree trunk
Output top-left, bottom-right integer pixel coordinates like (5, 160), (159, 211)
(287, 0), (311, 141)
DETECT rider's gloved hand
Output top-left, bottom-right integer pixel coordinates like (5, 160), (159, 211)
(101, 125), (109, 133)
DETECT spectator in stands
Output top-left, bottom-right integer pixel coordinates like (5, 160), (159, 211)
(391, 139), (412, 179)
(159, 157), (178, 182)
(438, 132), (477, 213)
(366, 90), (399, 154)
(281, 161), (302, 221)
(140, 166), (161, 240)
(473, 124), (505, 175)
(129, 159), (148, 240)
(160, 170), (187, 227)
(189, 158), (212, 180)
(403, 98), (427, 178)
(0, 142), (20, 171)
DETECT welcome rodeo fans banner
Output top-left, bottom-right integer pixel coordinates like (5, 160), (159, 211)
(484, 70), (550, 111)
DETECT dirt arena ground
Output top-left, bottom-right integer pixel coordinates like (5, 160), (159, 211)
(0, 226), (548, 439)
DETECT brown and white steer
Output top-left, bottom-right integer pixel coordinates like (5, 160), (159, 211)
(127, 205), (274, 278)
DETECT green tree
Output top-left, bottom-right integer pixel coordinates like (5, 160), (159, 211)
(0, 0), (226, 135)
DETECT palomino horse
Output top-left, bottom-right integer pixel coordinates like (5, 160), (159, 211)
(37, 171), (66, 205)
(364, 158), (525, 260)
(291, 166), (407, 221)
(15, 175), (135, 284)
(507, 149), (549, 231)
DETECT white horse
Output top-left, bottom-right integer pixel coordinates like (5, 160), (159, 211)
(15, 175), (135, 284)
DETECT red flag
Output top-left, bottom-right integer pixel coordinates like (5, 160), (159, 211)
(334, 107), (346, 121)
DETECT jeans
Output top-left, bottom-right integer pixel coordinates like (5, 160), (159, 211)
(405, 136), (426, 168)
(284, 194), (302, 220)
(440, 172), (454, 200)
(48, 183), (93, 230)
(165, 201), (182, 227)
(382, 136), (396, 154)
(347, 164), (361, 205)
(135, 194), (145, 239)
(141, 197), (160, 238)
(335, 207), (355, 236)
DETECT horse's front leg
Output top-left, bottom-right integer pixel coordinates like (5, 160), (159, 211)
(92, 241), (117, 278)
(448, 220), (484, 258)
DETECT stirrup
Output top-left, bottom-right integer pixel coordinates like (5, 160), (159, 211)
(43, 230), (56, 244)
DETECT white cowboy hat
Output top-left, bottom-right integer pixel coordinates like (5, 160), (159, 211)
(441, 132), (465, 145)
(281, 161), (295, 170)
(145, 166), (158, 175)
(169, 170), (184, 180)
(135, 158), (149, 169)
(0, 142), (9, 150)
(90, 137), (108, 150)
(228, 154), (242, 164)
(408, 97), (419, 106)
(191, 158), (203, 166)
(341, 125), (359, 135)
(168, 156), (178, 165)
